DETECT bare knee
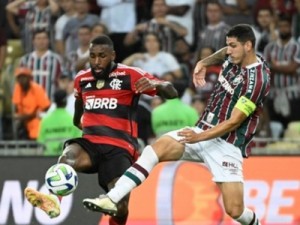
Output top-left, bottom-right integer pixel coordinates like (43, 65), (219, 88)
(58, 143), (92, 172)
(153, 136), (185, 161)
(224, 204), (244, 219)
(58, 146), (77, 167)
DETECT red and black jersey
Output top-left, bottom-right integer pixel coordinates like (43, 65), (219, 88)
(74, 63), (158, 160)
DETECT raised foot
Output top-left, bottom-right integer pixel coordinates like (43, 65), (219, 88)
(24, 187), (60, 218)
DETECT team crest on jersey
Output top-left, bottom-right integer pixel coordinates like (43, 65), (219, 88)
(232, 75), (243, 85)
(110, 78), (123, 90)
(96, 80), (105, 89)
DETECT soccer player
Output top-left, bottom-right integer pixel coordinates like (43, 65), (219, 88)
(85, 24), (271, 225)
(24, 35), (178, 225)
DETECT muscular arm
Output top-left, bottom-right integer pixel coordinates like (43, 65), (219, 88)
(200, 47), (228, 67)
(73, 98), (84, 130)
(178, 107), (248, 143)
(155, 81), (178, 99)
(195, 108), (247, 141)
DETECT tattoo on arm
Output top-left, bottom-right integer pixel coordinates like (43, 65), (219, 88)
(201, 47), (228, 67)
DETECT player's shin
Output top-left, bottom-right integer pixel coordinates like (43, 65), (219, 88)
(109, 213), (128, 225)
(108, 145), (159, 203)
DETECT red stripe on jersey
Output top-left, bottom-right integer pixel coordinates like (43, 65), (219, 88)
(82, 113), (138, 138)
(83, 135), (138, 161)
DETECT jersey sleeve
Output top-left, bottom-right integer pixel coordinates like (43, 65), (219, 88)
(236, 65), (270, 116)
(130, 67), (160, 96)
(73, 72), (83, 99)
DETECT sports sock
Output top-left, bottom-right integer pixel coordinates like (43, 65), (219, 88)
(108, 145), (159, 203)
(235, 208), (260, 225)
(109, 213), (128, 225)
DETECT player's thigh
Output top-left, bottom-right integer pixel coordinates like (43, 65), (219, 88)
(217, 182), (244, 213)
(59, 141), (93, 172)
(152, 135), (186, 162)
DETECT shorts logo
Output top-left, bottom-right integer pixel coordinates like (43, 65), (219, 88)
(222, 161), (238, 169)
(85, 97), (117, 109)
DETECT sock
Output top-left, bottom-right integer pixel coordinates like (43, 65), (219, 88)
(235, 208), (260, 225)
(109, 213), (128, 225)
(108, 145), (159, 203)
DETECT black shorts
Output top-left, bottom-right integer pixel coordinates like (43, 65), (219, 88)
(64, 138), (134, 192)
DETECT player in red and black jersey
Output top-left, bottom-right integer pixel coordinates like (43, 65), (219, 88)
(24, 35), (178, 224)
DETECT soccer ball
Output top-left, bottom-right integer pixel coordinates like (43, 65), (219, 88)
(45, 163), (78, 196)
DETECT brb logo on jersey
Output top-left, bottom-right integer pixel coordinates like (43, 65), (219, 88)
(85, 97), (118, 110)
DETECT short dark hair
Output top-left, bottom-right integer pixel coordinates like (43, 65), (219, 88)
(54, 89), (67, 108)
(226, 24), (256, 47)
(90, 35), (114, 50)
(32, 29), (49, 39)
(278, 13), (292, 24)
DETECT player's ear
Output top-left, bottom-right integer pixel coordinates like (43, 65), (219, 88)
(245, 41), (252, 51)
(111, 51), (116, 61)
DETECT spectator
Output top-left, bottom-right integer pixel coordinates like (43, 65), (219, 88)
(65, 25), (92, 76)
(12, 67), (51, 140)
(122, 32), (182, 81)
(19, 29), (63, 99)
(91, 22), (109, 38)
(124, 0), (187, 54)
(45, 73), (75, 116)
(194, 46), (221, 101)
(63, 0), (98, 58)
(96, 0), (137, 62)
(218, 0), (254, 26)
(151, 81), (198, 137)
(196, 1), (230, 54)
(165, 0), (196, 47)
(253, 7), (278, 54)
(54, 0), (76, 56)
(38, 89), (81, 156)
(264, 14), (300, 130)
(293, 0), (300, 40)
(191, 94), (206, 116)
(6, 0), (60, 53)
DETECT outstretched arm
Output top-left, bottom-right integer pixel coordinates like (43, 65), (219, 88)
(193, 47), (227, 87)
(135, 77), (178, 99)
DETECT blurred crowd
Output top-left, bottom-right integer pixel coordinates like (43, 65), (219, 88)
(0, 0), (300, 154)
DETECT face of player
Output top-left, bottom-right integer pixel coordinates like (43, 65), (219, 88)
(152, 0), (168, 17)
(278, 20), (292, 41)
(89, 44), (116, 79)
(226, 36), (250, 66)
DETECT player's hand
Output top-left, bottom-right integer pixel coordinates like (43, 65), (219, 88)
(178, 128), (200, 144)
(193, 61), (206, 87)
(135, 77), (158, 93)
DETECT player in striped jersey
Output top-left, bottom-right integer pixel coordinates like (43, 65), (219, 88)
(90, 24), (270, 225)
(24, 35), (178, 224)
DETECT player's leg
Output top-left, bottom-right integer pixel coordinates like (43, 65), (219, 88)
(25, 140), (94, 218)
(82, 133), (186, 215)
(218, 182), (260, 225)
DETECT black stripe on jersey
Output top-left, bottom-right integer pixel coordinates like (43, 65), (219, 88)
(83, 125), (138, 150)
(84, 104), (137, 121)
(80, 76), (132, 92)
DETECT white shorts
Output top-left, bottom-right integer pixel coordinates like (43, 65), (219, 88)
(164, 127), (244, 183)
